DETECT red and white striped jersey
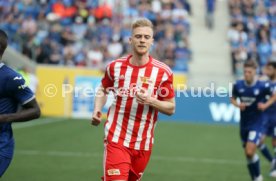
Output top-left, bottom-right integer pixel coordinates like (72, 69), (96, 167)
(101, 55), (174, 151)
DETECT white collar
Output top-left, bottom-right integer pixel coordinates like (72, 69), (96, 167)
(0, 63), (4, 69)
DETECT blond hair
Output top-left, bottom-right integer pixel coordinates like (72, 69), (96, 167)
(131, 18), (154, 32)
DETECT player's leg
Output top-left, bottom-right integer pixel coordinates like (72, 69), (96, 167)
(102, 142), (131, 181)
(240, 130), (255, 180)
(272, 126), (276, 157)
(128, 149), (152, 181)
(269, 126), (276, 177)
(244, 130), (263, 181)
(245, 141), (262, 181)
(0, 155), (12, 177)
(258, 134), (273, 163)
(258, 115), (273, 163)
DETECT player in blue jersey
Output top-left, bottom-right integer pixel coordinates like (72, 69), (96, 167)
(261, 61), (276, 177)
(0, 29), (40, 177)
(231, 60), (276, 181)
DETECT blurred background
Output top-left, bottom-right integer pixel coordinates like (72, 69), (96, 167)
(1, 0), (276, 180)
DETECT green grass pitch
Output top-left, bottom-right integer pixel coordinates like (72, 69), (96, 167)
(1, 117), (275, 181)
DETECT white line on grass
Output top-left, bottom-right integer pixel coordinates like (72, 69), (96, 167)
(16, 150), (244, 165)
(12, 118), (67, 130)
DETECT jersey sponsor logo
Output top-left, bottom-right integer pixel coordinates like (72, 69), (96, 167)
(119, 75), (125, 80)
(107, 169), (121, 176)
(240, 96), (256, 106)
(13, 76), (23, 80)
(139, 76), (153, 84)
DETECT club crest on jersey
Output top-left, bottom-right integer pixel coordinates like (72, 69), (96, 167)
(119, 75), (125, 80)
(140, 76), (153, 84)
(254, 89), (259, 95)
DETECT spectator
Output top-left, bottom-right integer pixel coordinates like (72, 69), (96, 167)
(228, 0), (275, 76)
(205, 0), (216, 29)
(0, 0), (193, 72)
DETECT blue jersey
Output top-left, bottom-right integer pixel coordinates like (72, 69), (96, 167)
(262, 80), (276, 137)
(265, 81), (276, 115)
(0, 63), (34, 158)
(232, 79), (272, 130)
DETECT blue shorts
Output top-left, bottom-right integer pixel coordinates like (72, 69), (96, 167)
(0, 155), (12, 177)
(262, 113), (276, 137)
(240, 129), (262, 147)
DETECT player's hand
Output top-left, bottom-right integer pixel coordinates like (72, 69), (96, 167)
(239, 103), (246, 111)
(136, 88), (152, 105)
(258, 103), (267, 111)
(91, 111), (102, 126)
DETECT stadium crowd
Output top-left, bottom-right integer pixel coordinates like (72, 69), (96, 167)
(228, 0), (276, 77)
(0, 0), (192, 72)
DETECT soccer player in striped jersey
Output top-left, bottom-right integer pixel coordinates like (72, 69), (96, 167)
(92, 18), (175, 181)
(0, 29), (41, 176)
(231, 60), (276, 181)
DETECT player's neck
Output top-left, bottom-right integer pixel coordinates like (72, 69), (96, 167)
(245, 77), (257, 86)
(129, 53), (150, 66)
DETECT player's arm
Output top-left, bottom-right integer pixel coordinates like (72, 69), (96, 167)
(136, 89), (175, 115)
(91, 85), (108, 126)
(230, 83), (246, 111)
(0, 73), (41, 123)
(149, 97), (175, 115)
(258, 93), (276, 111)
(137, 71), (175, 115)
(92, 62), (114, 126)
(0, 99), (40, 123)
(230, 96), (246, 111)
(258, 82), (276, 111)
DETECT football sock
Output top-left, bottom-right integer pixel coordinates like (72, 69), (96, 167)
(247, 154), (261, 180)
(259, 144), (273, 162)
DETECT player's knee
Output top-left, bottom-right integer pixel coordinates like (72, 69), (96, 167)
(245, 148), (255, 158)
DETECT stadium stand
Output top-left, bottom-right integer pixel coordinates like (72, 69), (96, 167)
(187, 0), (233, 88)
(227, 0), (276, 78)
(0, 0), (192, 73)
